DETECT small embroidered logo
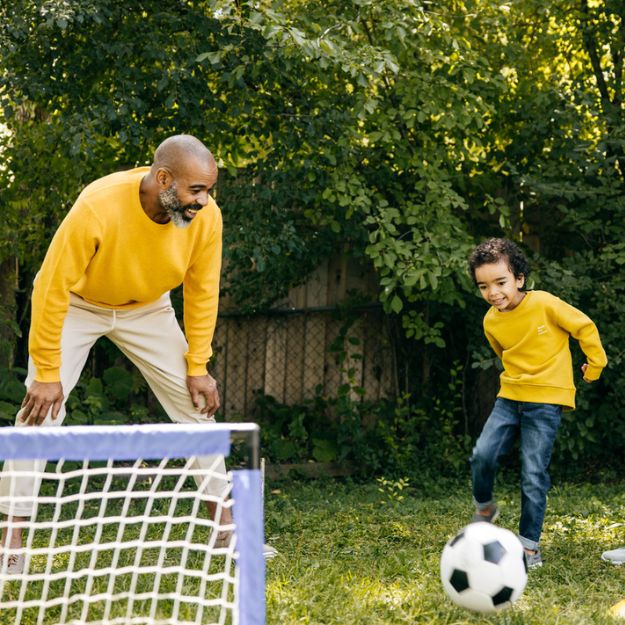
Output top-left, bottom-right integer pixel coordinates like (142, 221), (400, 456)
(537, 325), (547, 335)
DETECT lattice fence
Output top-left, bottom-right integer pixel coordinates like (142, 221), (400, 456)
(211, 306), (396, 419)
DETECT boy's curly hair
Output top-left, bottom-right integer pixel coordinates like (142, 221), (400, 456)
(468, 238), (530, 290)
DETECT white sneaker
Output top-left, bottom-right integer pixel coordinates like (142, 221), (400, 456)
(0, 553), (25, 575)
(602, 547), (625, 565)
(263, 544), (278, 560)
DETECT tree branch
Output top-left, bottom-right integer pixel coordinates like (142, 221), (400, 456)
(580, 0), (611, 112)
(580, 0), (625, 180)
(613, 13), (625, 107)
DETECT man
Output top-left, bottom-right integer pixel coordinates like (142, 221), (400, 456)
(0, 135), (236, 573)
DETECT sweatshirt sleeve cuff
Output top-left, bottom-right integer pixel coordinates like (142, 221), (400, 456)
(35, 368), (61, 383)
(186, 361), (208, 377)
(583, 364), (604, 382)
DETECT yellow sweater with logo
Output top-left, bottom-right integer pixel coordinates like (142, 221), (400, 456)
(30, 167), (222, 382)
(483, 290), (607, 409)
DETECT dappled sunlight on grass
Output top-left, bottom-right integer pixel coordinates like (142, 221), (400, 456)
(265, 478), (625, 625)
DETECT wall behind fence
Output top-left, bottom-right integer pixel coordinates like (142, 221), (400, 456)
(213, 256), (397, 419)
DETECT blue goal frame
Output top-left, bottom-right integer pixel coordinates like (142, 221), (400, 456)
(0, 422), (266, 625)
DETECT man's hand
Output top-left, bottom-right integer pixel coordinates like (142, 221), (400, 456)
(581, 363), (591, 383)
(20, 381), (64, 426)
(187, 374), (220, 417)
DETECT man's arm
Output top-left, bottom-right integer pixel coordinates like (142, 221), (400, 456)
(23, 198), (100, 425)
(182, 203), (222, 375)
(29, 199), (101, 383)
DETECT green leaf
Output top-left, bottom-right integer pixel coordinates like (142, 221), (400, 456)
(390, 295), (403, 314)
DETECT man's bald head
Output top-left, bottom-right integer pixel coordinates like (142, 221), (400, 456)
(152, 135), (216, 178)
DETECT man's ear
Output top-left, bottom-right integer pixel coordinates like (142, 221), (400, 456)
(156, 167), (173, 189)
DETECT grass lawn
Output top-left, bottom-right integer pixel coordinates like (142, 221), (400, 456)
(2, 468), (624, 624)
(264, 475), (625, 625)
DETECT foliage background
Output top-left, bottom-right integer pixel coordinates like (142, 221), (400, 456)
(0, 0), (624, 477)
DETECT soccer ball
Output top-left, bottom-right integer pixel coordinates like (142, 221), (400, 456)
(440, 522), (527, 613)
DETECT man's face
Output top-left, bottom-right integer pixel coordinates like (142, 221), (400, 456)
(158, 183), (201, 229)
(157, 158), (218, 228)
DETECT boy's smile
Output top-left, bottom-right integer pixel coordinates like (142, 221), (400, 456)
(475, 259), (526, 312)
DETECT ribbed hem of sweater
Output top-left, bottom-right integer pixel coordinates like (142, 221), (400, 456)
(498, 383), (575, 410)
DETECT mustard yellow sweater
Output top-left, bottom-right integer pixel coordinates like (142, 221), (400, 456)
(483, 290), (607, 409)
(30, 167), (222, 382)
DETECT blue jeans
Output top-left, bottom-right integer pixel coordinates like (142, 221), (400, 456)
(470, 398), (562, 551)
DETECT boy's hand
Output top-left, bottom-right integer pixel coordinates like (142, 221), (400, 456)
(581, 363), (591, 383)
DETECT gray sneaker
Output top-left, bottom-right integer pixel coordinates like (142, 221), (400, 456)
(471, 505), (499, 524)
(263, 544), (278, 560)
(0, 553), (25, 575)
(525, 549), (543, 569)
(602, 547), (625, 565)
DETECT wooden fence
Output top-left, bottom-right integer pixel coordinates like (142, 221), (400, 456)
(212, 256), (396, 419)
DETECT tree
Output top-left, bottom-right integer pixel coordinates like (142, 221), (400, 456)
(0, 0), (624, 467)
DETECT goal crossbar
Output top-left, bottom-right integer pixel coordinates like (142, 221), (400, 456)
(0, 423), (260, 463)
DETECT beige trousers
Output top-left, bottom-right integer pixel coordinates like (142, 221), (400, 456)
(0, 293), (227, 517)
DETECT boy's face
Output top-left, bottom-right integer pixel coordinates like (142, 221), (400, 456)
(474, 259), (525, 312)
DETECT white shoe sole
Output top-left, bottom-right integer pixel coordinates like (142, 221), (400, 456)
(602, 554), (625, 565)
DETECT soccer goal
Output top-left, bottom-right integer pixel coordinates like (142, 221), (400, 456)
(0, 422), (265, 625)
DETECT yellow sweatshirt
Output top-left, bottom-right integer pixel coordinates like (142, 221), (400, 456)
(483, 290), (607, 409)
(29, 167), (222, 382)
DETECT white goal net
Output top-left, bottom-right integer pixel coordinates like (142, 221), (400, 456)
(0, 423), (265, 625)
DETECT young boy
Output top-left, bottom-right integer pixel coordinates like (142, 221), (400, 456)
(468, 238), (607, 568)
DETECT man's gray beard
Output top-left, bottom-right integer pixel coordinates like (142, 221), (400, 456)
(158, 185), (192, 229)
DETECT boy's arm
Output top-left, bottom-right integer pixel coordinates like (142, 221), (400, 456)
(555, 299), (607, 381)
(484, 327), (504, 359)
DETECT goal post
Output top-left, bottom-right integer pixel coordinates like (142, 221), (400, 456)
(0, 422), (266, 625)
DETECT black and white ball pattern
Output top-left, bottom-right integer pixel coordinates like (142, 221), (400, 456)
(440, 522), (528, 613)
